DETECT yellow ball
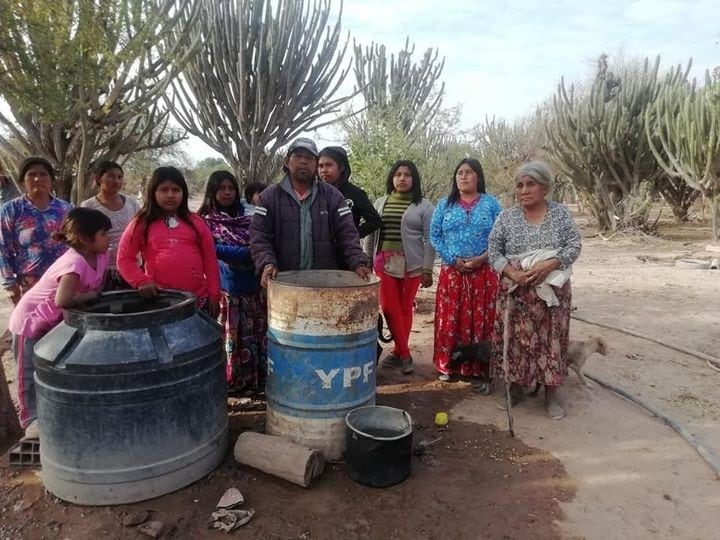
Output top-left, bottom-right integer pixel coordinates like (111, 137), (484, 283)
(434, 412), (449, 426)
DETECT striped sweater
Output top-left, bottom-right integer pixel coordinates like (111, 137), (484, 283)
(379, 191), (413, 252)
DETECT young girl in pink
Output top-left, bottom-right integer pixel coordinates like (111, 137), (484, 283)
(117, 166), (221, 316)
(9, 208), (111, 438)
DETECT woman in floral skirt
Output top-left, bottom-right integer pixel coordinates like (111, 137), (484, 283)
(430, 158), (502, 391)
(488, 161), (581, 419)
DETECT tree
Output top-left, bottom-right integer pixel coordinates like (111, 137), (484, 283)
(169, 0), (353, 185)
(344, 103), (471, 202)
(545, 54), (689, 232)
(343, 38), (452, 201)
(352, 38), (445, 135)
(472, 112), (547, 202)
(647, 74), (720, 238)
(0, 0), (199, 203)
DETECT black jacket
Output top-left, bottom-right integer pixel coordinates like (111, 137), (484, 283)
(319, 146), (381, 239)
(335, 178), (382, 239)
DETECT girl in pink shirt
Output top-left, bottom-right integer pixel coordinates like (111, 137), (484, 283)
(9, 208), (111, 437)
(117, 166), (220, 316)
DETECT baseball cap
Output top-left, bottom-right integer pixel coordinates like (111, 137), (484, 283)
(287, 137), (319, 157)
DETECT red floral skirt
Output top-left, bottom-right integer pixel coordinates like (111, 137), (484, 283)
(433, 264), (499, 377)
(491, 280), (571, 388)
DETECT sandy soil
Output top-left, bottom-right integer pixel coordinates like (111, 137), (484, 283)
(1, 219), (719, 539)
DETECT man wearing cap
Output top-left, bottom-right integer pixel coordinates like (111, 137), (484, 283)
(250, 137), (371, 287)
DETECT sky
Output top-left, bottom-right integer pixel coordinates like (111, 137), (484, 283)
(184, 0), (719, 161)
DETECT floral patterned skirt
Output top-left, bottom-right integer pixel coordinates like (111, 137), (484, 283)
(220, 290), (268, 391)
(433, 265), (499, 377)
(491, 280), (571, 388)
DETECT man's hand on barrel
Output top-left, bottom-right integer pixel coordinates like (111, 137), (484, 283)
(261, 264), (277, 288)
(354, 265), (371, 281)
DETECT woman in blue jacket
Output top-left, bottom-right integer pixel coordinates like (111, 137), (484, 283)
(430, 158), (502, 390)
(200, 171), (267, 392)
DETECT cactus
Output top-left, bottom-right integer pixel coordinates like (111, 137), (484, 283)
(545, 55), (690, 232)
(646, 74), (720, 238)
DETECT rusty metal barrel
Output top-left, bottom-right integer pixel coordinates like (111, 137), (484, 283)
(266, 270), (379, 460)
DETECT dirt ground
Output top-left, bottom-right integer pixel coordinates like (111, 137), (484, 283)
(1, 217), (720, 539)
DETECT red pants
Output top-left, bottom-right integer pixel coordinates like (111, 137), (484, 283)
(378, 271), (421, 359)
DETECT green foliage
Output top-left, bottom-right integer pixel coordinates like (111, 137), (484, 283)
(545, 54), (690, 232)
(344, 104), (472, 203)
(0, 0), (197, 202)
(647, 74), (720, 237)
(472, 112), (548, 203)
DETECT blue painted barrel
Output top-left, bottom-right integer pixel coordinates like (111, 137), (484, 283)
(33, 290), (228, 505)
(266, 270), (379, 460)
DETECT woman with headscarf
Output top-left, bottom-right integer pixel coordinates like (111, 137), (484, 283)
(488, 161), (581, 419)
(199, 171), (267, 392)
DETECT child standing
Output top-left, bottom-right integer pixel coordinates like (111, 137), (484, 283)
(9, 208), (111, 438)
(117, 166), (221, 316)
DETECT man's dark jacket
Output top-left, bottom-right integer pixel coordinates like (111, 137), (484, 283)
(249, 176), (367, 272)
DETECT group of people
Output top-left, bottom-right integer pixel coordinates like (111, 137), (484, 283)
(1, 135), (581, 440)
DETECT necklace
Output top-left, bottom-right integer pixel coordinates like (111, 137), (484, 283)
(165, 216), (179, 229)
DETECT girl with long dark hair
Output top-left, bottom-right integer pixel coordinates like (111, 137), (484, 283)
(117, 166), (220, 316)
(364, 160), (435, 375)
(199, 170), (267, 391)
(430, 158), (502, 390)
(9, 208), (111, 437)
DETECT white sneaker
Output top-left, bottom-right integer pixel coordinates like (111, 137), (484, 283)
(23, 420), (39, 439)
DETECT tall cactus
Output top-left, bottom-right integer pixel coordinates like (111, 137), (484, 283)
(646, 75), (720, 238)
(545, 55), (689, 232)
(353, 38), (445, 135)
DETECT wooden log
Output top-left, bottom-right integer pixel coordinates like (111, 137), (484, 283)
(234, 432), (324, 488)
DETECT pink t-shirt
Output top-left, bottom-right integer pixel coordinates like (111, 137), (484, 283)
(9, 248), (108, 339)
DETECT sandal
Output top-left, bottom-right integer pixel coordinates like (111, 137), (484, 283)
(471, 379), (492, 395)
(546, 396), (566, 420)
(496, 384), (523, 410)
(437, 373), (458, 383)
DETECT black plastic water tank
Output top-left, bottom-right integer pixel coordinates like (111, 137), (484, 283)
(33, 290), (228, 505)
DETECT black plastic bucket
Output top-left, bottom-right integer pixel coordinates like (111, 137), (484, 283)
(345, 406), (413, 488)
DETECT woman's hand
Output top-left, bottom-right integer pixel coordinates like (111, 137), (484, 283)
(421, 271), (433, 288)
(526, 259), (560, 286)
(463, 253), (488, 271)
(6, 283), (21, 305)
(207, 300), (220, 318)
(138, 282), (159, 298)
(454, 258), (468, 273)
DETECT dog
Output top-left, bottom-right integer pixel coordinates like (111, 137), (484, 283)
(448, 340), (492, 371)
(531, 335), (608, 395)
(567, 336), (608, 387)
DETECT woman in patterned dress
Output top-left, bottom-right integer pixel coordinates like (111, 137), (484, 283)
(488, 161), (581, 419)
(80, 160), (140, 290)
(430, 158), (502, 391)
(199, 171), (267, 392)
(0, 157), (72, 305)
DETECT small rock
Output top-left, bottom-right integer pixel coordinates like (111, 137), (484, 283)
(122, 510), (150, 527)
(138, 521), (166, 538)
(663, 493), (673, 501)
(216, 487), (244, 509)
